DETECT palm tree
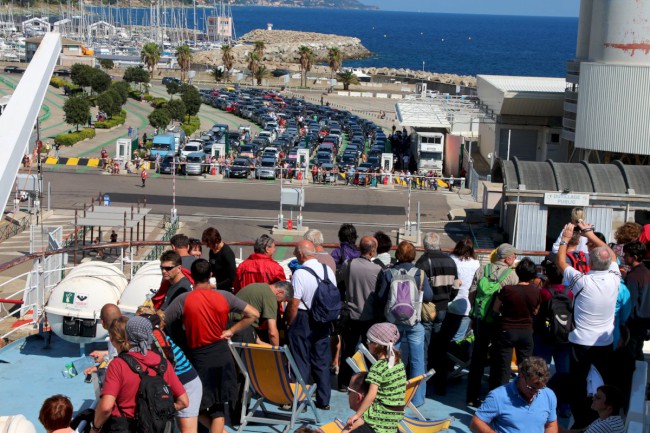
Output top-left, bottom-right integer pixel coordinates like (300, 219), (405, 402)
(298, 45), (314, 88)
(175, 45), (192, 82)
(253, 40), (265, 61)
(247, 51), (259, 85)
(141, 42), (162, 75)
(336, 70), (360, 91)
(328, 47), (342, 79)
(211, 67), (225, 84)
(254, 65), (271, 86)
(221, 45), (234, 82)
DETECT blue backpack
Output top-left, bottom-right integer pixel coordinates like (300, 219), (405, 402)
(299, 264), (341, 323)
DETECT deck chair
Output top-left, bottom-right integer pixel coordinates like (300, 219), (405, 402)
(447, 330), (474, 379)
(345, 343), (376, 374)
(228, 342), (320, 433)
(317, 418), (346, 433)
(398, 416), (453, 433)
(403, 370), (434, 421)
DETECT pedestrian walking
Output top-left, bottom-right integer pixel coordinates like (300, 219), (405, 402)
(141, 167), (148, 187)
(54, 143), (60, 159)
(128, 125), (133, 138)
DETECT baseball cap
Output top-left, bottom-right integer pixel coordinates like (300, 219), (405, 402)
(495, 243), (521, 259)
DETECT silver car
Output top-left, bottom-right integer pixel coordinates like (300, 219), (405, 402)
(256, 158), (277, 179)
(185, 152), (205, 175)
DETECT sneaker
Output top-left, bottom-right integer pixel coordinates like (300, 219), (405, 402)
(278, 404), (292, 411)
(315, 404), (331, 411)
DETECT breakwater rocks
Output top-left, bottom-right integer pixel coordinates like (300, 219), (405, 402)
(364, 67), (476, 88)
(192, 29), (372, 66)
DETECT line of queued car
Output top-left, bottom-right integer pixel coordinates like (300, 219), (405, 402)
(198, 86), (389, 181)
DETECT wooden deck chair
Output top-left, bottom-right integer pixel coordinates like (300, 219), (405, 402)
(345, 343), (376, 374)
(403, 370), (435, 421)
(228, 342), (320, 433)
(437, 178), (448, 188)
(398, 416), (453, 433)
(317, 418), (346, 433)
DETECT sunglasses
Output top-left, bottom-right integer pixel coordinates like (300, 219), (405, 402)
(346, 387), (362, 397)
(160, 265), (177, 272)
(523, 377), (546, 394)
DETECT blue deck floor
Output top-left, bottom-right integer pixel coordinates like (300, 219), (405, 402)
(0, 334), (474, 433)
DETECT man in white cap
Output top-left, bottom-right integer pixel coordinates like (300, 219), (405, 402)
(466, 243), (520, 407)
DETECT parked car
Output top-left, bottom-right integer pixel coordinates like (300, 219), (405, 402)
(256, 158), (277, 179)
(185, 152), (205, 175)
(4, 66), (25, 74)
(159, 155), (176, 174)
(53, 69), (71, 76)
(162, 77), (182, 85)
(229, 158), (252, 178)
(182, 141), (204, 157)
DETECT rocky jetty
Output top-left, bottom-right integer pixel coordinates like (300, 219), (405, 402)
(363, 67), (477, 88)
(192, 29), (372, 66)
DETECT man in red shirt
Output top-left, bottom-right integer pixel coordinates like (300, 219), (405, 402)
(164, 259), (259, 433)
(233, 234), (286, 293)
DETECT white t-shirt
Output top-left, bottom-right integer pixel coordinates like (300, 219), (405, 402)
(449, 255), (480, 316)
(292, 258), (337, 310)
(565, 261), (620, 346)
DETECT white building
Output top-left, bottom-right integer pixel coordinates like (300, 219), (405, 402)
(562, 0), (650, 163)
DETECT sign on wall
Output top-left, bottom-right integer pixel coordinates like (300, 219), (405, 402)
(544, 192), (590, 207)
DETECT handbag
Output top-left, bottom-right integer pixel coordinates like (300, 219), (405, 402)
(416, 270), (437, 323)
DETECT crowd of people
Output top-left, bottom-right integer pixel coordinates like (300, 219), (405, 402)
(36, 212), (650, 433)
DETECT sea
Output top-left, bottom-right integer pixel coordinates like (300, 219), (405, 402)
(91, 6), (578, 78)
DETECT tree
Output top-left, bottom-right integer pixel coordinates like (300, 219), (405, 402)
(221, 45), (234, 82)
(166, 80), (180, 99)
(98, 58), (114, 70)
(148, 108), (171, 130)
(70, 64), (95, 91)
(123, 67), (150, 92)
(141, 42), (162, 75)
(254, 65), (271, 86)
(298, 46), (314, 88)
(111, 81), (130, 105)
(246, 51), (259, 85)
(328, 47), (343, 78)
(211, 67), (225, 84)
(96, 91), (118, 117)
(180, 84), (202, 117)
(175, 44), (192, 82)
(336, 70), (360, 91)
(63, 95), (90, 131)
(253, 40), (265, 60)
(166, 99), (186, 122)
(90, 69), (112, 95)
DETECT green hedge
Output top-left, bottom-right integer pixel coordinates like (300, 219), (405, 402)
(128, 89), (143, 101)
(95, 110), (127, 129)
(181, 116), (201, 136)
(150, 97), (168, 109)
(50, 77), (79, 90)
(54, 128), (96, 146)
(143, 94), (153, 101)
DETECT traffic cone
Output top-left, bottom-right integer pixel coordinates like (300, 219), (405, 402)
(211, 166), (216, 175)
(287, 219), (293, 230)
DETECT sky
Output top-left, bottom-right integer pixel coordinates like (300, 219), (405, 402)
(360, 0), (580, 17)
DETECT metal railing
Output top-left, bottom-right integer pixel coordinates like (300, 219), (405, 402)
(131, 214), (179, 275)
(0, 215), (30, 243)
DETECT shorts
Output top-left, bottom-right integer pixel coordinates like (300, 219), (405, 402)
(177, 375), (202, 418)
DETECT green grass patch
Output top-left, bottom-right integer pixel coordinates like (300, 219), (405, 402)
(181, 115), (201, 136)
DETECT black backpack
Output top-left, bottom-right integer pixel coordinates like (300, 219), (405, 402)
(299, 264), (341, 323)
(546, 286), (579, 344)
(118, 353), (176, 433)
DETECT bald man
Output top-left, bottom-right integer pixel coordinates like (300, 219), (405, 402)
(84, 303), (122, 374)
(286, 240), (338, 410)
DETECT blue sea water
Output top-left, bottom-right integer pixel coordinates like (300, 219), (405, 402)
(92, 6), (578, 77)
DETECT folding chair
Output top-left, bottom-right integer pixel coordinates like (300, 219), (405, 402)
(403, 370), (434, 421)
(398, 416), (453, 433)
(447, 331), (474, 379)
(228, 342), (320, 433)
(345, 343), (376, 374)
(317, 418), (346, 433)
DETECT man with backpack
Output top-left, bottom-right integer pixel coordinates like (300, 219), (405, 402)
(285, 240), (340, 410)
(466, 243), (520, 408)
(415, 232), (458, 395)
(375, 241), (433, 407)
(556, 220), (620, 429)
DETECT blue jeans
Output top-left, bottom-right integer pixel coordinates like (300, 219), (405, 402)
(396, 322), (426, 407)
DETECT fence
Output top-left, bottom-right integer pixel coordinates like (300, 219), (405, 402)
(131, 214), (179, 276)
